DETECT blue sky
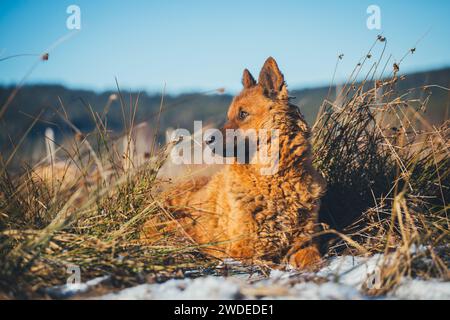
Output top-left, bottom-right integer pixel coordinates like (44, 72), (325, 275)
(1, 0), (449, 93)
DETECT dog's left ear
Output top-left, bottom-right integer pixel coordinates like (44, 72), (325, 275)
(258, 57), (288, 100)
(242, 69), (256, 89)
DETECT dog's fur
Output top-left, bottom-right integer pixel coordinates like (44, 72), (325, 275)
(143, 57), (326, 269)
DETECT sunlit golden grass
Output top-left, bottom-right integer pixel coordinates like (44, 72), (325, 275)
(313, 53), (449, 294)
(0, 88), (220, 298)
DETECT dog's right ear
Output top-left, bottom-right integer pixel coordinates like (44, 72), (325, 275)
(258, 57), (288, 100)
(242, 69), (256, 89)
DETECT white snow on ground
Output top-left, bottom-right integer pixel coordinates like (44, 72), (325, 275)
(392, 279), (450, 300)
(100, 276), (243, 300)
(50, 255), (449, 299)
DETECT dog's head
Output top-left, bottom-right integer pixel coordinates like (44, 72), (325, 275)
(206, 57), (295, 161)
(224, 56), (288, 132)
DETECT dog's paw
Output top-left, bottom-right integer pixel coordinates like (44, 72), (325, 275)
(288, 246), (321, 270)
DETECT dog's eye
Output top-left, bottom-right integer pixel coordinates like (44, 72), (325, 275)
(238, 110), (249, 120)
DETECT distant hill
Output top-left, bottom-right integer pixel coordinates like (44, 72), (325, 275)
(0, 67), (449, 166)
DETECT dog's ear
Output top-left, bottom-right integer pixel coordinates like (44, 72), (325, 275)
(258, 57), (288, 99)
(242, 69), (256, 89)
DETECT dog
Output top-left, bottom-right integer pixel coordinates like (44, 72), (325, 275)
(142, 57), (326, 269)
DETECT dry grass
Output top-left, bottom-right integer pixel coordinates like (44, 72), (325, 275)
(313, 39), (449, 294)
(0, 93), (219, 299)
(0, 37), (448, 299)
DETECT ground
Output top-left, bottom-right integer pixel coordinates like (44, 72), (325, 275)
(49, 254), (450, 300)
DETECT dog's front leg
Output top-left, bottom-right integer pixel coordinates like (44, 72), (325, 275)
(285, 237), (321, 270)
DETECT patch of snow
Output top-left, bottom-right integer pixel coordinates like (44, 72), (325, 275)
(290, 282), (363, 300)
(317, 254), (384, 289)
(100, 277), (241, 300)
(390, 279), (450, 300)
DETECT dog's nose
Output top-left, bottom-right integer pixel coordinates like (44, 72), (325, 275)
(205, 135), (215, 145)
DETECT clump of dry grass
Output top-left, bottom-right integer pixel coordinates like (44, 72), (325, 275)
(313, 38), (449, 294)
(0, 93), (218, 299)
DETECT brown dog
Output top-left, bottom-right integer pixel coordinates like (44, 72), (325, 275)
(143, 57), (326, 269)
